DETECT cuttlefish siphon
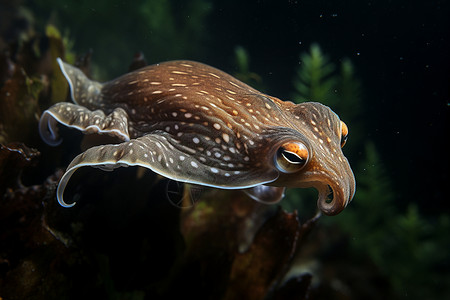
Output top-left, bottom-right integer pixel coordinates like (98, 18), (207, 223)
(39, 58), (356, 215)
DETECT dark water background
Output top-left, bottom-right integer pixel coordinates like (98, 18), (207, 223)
(1, 0), (448, 299)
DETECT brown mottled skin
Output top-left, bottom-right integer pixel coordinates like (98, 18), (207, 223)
(39, 59), (355, 215)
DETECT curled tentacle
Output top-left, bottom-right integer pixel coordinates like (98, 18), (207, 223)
(57, 133), (280, 207)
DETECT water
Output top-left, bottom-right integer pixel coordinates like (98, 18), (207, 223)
(1, 0), (448, 299)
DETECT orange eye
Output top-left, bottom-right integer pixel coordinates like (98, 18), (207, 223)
(340, 121), (349, 148)
(274, 142), (309, 173)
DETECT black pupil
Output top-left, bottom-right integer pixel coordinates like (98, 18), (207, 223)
(281, 150), (304, 164)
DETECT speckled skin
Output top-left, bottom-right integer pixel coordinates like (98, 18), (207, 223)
(39, 59), (355, 215)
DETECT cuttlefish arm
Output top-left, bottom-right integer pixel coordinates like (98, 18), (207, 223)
(39, 103), (131, 146)
(56, 132), (280, 207)
(244, 185), (286, 204)
(40, 102), (282, 207)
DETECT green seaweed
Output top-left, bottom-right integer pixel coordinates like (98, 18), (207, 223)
(283, 44), (364, 215)
(29, 0), (212, 78)
(232, 46), (263, 91)
(290, 44), (449, 299)
(292, 44), (337, 105)
(337, 58), (362, 122)
(330, 141), (450, 298)
(292, 44), (364, 147)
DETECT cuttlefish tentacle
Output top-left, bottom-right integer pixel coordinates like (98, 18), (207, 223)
(57, 132), (280, 207)
(40, 58), (356, 215)
(244, 186), (285, 204)
(39, 103), (131, 145)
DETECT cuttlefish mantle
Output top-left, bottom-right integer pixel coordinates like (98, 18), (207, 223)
(39, 58), (356, 215)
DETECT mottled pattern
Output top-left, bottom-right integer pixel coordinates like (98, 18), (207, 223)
(39, 58), (355, 215)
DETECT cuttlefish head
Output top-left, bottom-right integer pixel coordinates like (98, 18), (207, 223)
(269, 102), (356, 216)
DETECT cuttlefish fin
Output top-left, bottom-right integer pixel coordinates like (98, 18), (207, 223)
(56, 132), (279, 207)
(244, 185), (286, 204)
(57, 57), (103, 107)
(39, 103), (131, 146)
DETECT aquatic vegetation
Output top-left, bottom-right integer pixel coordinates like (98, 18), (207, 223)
(29, 0), (212, 76)
(291, 44), (450, 298)
(293, 44), (337, 105)
(293, 44), (363, 146)
(0, 24), (66, 146)
(233, 46), (264, 91)
(335, 142), (450, 298)
(179, 189), (318, 299)
(337, 58), (362, 123)
(0, 66), (41, 144)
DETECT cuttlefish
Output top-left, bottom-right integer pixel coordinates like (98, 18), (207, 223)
(39, 58), (355, 215)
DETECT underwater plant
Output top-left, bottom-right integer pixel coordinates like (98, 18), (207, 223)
(232, 46), (264, 91)
(28, 0), (212, 77)
(329, 141), (450, 298)
(293, 44), (337, 105)
(293, 43), (363, 146)
(291, 43), (450, 299)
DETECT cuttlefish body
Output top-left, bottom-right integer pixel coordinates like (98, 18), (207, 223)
(40, 58), (355, 215)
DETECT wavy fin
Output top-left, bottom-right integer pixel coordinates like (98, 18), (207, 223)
(57, 58), (103, 108)
(39, 102), (130, 145)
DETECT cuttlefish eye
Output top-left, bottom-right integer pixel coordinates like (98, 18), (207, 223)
(274, 142), (309, 173)
(340, 121), (349, 148)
